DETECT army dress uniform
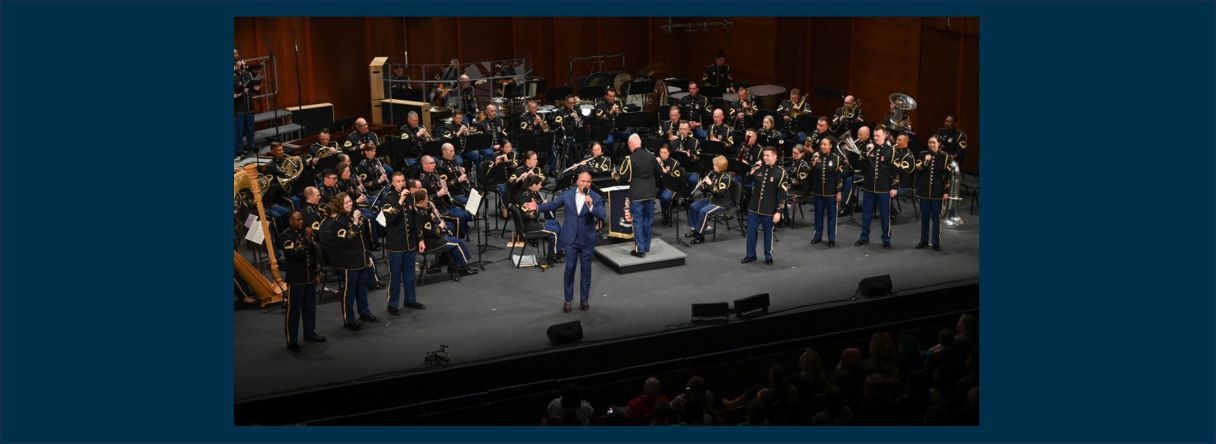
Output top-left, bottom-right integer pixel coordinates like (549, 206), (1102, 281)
(658, 156), (685, 219)
(809, 151), (847, 245)
(703, 63), (734, 91)
(686, 170), (733, 243)
(517, 188), (562, 263)
(670, 135), (702, 186)
(382, 189), (424, 313)
(935, 127), (969, 166)
(679, 93), (712, 138)
(914, 149), (952, 250)
(417, 204), (476, 280)
(420, 170), (471, 240)
(597, 98), (630, 150)
(707, 122), (734, 147)
(580, 155), (613, 175)
(345, 130), (380, 156)
(744, 163), (789, 264)
(856, 142), (914, 248)
(831, 105), (865, 138)
(319, 214), (373, 329)
(280, 226), (324, 351)
(777, 97), (812, 142)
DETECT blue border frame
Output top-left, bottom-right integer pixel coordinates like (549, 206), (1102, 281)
(1, 1), (1213, 442)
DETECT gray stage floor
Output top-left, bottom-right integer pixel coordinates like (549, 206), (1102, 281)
(235, 205), (979, 401)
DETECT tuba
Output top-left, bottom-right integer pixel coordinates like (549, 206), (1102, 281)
(941, 156), (966, 227)
(886, 93), (917, 132)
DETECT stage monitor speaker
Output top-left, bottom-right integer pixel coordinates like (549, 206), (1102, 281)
(733, 293), (770, 319)
(855, 275), (893, 298)
(546, 320), (583, 346)
(289, 103), (334, 138)
(691, 302), (731, 323)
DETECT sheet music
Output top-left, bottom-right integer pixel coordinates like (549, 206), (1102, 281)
(465, 189), (482, 214)
(244, 214), (258, 229)
(245, 219), (265, 245)
(376, 210), (387, 227)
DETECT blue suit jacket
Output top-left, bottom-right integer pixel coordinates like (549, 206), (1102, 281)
(538, 188), (605, 248)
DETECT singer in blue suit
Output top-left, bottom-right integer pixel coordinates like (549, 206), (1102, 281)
(533, 172), (606, 313)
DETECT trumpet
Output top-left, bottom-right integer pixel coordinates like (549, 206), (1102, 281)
(419, 127), (434, 142)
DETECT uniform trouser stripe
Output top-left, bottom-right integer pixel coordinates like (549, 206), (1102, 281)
(340, 272), (349, 324)
(284, 285), (293, 346)
(697, 205), (722, 233)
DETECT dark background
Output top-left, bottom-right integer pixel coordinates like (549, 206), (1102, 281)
(235, 17), (979, 172)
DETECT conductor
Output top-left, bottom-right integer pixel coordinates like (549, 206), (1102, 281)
(614, 134), (662, 258)
(528, 172), (606, 313)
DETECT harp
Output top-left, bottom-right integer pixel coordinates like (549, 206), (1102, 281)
(234, 164), (286, 306)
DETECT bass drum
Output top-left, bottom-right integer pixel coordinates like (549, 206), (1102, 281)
(749, 84), (787, 110)
(582, 71), (616, 89)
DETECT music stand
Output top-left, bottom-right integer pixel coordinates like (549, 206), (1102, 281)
(421, 140), (446, 160)
(546, 86), (573, 102)
(517, 134), (555, 171)
(382, 138), (417, 170)
(793, 114), (816, 134)
(580, 85), (606, 100)
(642, 137), (667, 154)
(660, 171), (693, 247)
(625, 79), (655, 98)
(315, 155), (343, 177)
(702, 86), (725, 98)
(616, 111), (654, 130)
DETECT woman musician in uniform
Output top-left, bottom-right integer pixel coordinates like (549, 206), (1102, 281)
(318, 192), (376, 331)
(684, 155), (733, 245)
(516, 174), (562, 266)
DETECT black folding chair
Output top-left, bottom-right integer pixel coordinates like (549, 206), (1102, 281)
(507, 205), (556, 270)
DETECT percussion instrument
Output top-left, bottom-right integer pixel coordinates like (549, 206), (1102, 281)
(749, 84), (787, 110)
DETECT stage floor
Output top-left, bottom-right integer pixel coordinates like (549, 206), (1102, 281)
(235, 207), (980, 401)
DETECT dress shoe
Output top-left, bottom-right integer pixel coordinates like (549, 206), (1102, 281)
(685, 230), (697, 238)
(811, 239), (821, 245)
(915, 243), (928, 249)
(855, 240), (868, 246)
(304, 335), (328, 343)
(741, 257), (757, 264)
(933, 245), (941, 251)
(406, 302), (427, 309)
(764, 258), (773, 265)
(359, 314), (380, 323)
(344, 323), (363, 331)
(387, 306), (401, 316)
(563, 302), (572, 313)
(883, 242), (891, 249)
(691, 236), (705, 245)
(450, 272), (461, 282)
(287, 343), (302, 353)
(630, 251), (645, 258)
(368, 282), (386, 291)
(827, 241), (836, 248)
(459, 267), (478, 276)
(580, 302), (590, 311)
